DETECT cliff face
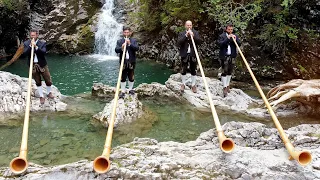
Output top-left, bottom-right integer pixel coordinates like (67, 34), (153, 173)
(1, 0), (320, 81)
(116, 0), (320, 81)
(0, 0), (102, 57)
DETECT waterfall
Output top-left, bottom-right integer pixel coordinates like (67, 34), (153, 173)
(94, 0), (122, 56)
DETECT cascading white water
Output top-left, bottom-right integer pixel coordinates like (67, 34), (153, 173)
(94, 0), (123, 56)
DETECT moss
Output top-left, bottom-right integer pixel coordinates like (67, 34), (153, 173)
(263, 135), (270, 139)
(113, 159), (122, 167)
(297, 64), (308, 73)
(308, 133), (320, 138)
(60, 167), (68, 172)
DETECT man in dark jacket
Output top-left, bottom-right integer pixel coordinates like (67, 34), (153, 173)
(23, 29), (54, 104)
(115, 26), (139, 98)
(218, 24), (241, 97)
(177, 20), (201, 93)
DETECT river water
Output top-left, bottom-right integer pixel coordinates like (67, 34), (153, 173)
(0, 55), (318, 167)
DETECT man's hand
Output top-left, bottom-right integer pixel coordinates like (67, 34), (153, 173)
(185, 31), (189, 37)
(30, 39), (37, 47)
(230, 34), (236, 39)
(125, 38), (131, 46)
(186, 30), (194, 37)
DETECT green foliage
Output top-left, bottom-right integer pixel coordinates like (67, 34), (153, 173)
(128, 0), (162, 31)
(128, 0), (207, 31)
(281, 0), (296, 9)
(174, 26), (185, 33)
(297, 64), (307, 73)
(208, 0), (262, 32)
(256, 0), (299, 55)
(0, 0), (27, 10)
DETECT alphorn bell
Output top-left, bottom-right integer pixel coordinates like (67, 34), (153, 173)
(9, 39), (35, 174)
(0, 44), (24, 71)
(231, 37), (312, 165)
(93, 36), (128, 173)
(189, 29), (235, 152)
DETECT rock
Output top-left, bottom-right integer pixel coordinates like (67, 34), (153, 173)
(92, 94), (144, 128)
(165, 73), (260, 113)
(31, 0), (102, 54)
(91, 83), (115, 98)
(0, 71), (67, 121)
(0, 122), (319, 179)
(39, 139), (50, 146)
(136, 82), (182, 100)
(92, 74), (306, 118)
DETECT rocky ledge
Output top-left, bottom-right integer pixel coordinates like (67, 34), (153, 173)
(1, 121), (319, 179)
(0, 71), (67, 121)
(92, 73), (305, 118)
(92, 94), (145, 128)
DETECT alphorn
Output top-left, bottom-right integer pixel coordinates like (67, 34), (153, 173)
(0, 44), (24, 71)
(9, 39), (34, 174)
(93, 36), (128, 173)
(190, 30), (235, 153)
(232, 37), (312, 166)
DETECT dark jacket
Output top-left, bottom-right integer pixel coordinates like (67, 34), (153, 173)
(218, 32), (241, 59)
(115, 38), (139, 63)
(23, 39), (47, 67)
(177, 29), (201, 58)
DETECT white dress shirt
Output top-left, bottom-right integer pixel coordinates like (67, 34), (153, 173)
(125, 38), (130, 59)
(226, 33), (231, 55)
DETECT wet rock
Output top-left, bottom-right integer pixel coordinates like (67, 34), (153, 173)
(39, 139), (50, 146)
(91, 83), (115, 98)
(92, 94), (144, 128)
(0, 122), (319, 179)
(33, 153), (47, 160)
(136, 82), (182, 100)
(0, 71), (67, 121)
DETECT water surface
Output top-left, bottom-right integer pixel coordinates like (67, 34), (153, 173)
(0, 55), (318, 167)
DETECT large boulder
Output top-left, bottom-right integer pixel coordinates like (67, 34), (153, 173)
(1, 122), (319, 179)
(165, 73), (259, 112)
(0, 71), (67, 119)
(92, 94), (144, 128)
(32, 0), (102, 54)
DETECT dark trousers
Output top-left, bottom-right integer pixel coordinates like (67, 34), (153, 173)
(32, 64), (52, 86)
(220, 56), (235, 76)
(181, 54), (197, 76)
(121, 61), (135, 82)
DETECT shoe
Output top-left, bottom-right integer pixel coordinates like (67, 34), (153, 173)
(40, 97), (45, 104)
(226, 86), (231, 93)
(191, 86), (197, 93)
(119, 92), (125, 99)
(47, 92), (54, 99)
(223, 87), (228, 97)
(129, 90), (135, 95)
(180, 84), (185, 93)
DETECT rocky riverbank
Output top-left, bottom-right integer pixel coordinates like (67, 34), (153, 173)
(1, 121), (319, 179)
(92, 73), (313, 118)
(0, 71), (67, 121)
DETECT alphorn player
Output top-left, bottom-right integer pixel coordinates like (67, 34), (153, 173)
(218, 24), (241, 97)
(177, 20), (202, 93)
(115, 26), (139, 99)
(23, 29), (54, 104)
